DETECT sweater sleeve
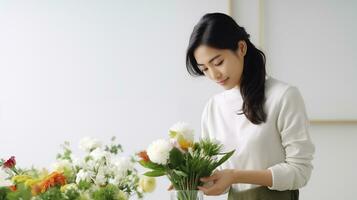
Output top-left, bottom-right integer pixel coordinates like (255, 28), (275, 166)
(268, 87), (315, 191)
(200, 98), (212, 140)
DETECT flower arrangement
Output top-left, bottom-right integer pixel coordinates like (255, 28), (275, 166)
(0, 137), (155, 200)
(138, 122), (235, 199)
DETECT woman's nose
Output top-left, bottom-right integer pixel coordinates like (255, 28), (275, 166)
(209, 68), (222, 80)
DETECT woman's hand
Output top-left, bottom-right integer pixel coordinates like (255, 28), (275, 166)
(197, 169), (236, 195)
(167, 184), (173, 191)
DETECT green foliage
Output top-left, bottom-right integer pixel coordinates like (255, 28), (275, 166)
(169, 148), (185, 167)
(77, 180), (92, 191)
(143, 170), (166, 177)
(0, 187), (10, 200)
(64, 188), (80, 200)
(6, 184), (32, 200)
(92, 184), (125, 200)
(212, 149), (235, 169)
(195, 139), (222, 156)
(138, 160), (165, 171)
(57, 141), (72, 161)
(36, 187), (64, 200)
(146, 139), (236, 191)
(104, 137), (123, 155)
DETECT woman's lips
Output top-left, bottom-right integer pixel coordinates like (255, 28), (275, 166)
(217, 77), (229, 85)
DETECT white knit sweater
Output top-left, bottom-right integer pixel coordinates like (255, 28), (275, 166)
(201, 77), (315, 192)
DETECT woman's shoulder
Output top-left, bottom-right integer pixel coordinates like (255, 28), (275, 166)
(265, 76), (303, 104)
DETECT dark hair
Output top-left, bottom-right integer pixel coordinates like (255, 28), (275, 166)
(186, 13), (267, 124)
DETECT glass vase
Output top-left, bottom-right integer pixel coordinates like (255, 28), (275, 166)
(170, 190), (204, 200)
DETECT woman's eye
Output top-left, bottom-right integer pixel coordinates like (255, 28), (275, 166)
(214, 60), (224, 66)
(202, 68), (208, 72)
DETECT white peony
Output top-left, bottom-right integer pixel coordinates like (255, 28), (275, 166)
(169, 122), (194, 142)
(79, 137), (102, 152)
(147, 139), (173, 165)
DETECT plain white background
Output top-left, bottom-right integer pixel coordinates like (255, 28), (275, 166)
(1, 1), (356, 200)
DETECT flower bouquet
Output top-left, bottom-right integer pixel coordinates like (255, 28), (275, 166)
(137, 122), (235, 200)
(0, 137), (155, 200)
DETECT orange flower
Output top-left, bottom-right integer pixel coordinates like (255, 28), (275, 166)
(138, 151), (150, 162)
(8, 185), (17, 192)
(31, 171), (67, 195)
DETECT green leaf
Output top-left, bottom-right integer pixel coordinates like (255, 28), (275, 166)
(169, 147), (184, 167)
(143, 170), (166, 177)
(173, 169), (187, 177)
(212, 150), (235, 169)
(138, 160), (165, 171)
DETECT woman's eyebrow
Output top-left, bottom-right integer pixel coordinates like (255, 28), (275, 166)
(197, 55), (221, 66)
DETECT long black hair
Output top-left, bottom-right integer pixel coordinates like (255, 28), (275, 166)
(186, 13), (267, 124)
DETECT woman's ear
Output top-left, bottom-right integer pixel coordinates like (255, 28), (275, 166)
(236, 40), (247, 57)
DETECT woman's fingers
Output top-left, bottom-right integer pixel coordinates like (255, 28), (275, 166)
(200, 173), (219, 182)
(198, 185), (222, 196)
(167, 184), (173, 191)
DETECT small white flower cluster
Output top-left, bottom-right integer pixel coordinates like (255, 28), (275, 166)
(79, 137), (102, 152)
(52, 137), (137, 191)
(74, 138), (134, 186)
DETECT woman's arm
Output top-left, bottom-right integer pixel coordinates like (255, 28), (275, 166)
(198, 169), (272, 195)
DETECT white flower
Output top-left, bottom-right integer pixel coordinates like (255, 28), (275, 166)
(71, 155), (83, 168)
(79, 137), (102, 152)
(89, 148), (110, 161)
(94, 167), (107, 186)
(113, 157), (133, 172)
(169, 122), (194, 142)
(0, 169), (12, 187)
(110, 157), (134, 180)
(76, 169), (94, 183)
(147, 139), (172, 165)
(82, 159), (97, 171)
(52, 159), (72, 172)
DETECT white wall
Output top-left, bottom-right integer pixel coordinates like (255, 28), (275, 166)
(263, 0), (357, 120)
(300, 124), (357, 200)
(0, 1), (227, 199)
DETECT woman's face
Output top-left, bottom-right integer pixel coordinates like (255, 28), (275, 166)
(194, 41), (246, 90)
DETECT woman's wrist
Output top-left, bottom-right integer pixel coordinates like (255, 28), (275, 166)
(231, 169), (241, 184)
(230, 169), (273, 187)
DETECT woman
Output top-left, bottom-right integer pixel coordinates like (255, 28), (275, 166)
(186, 13), (315, 200)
